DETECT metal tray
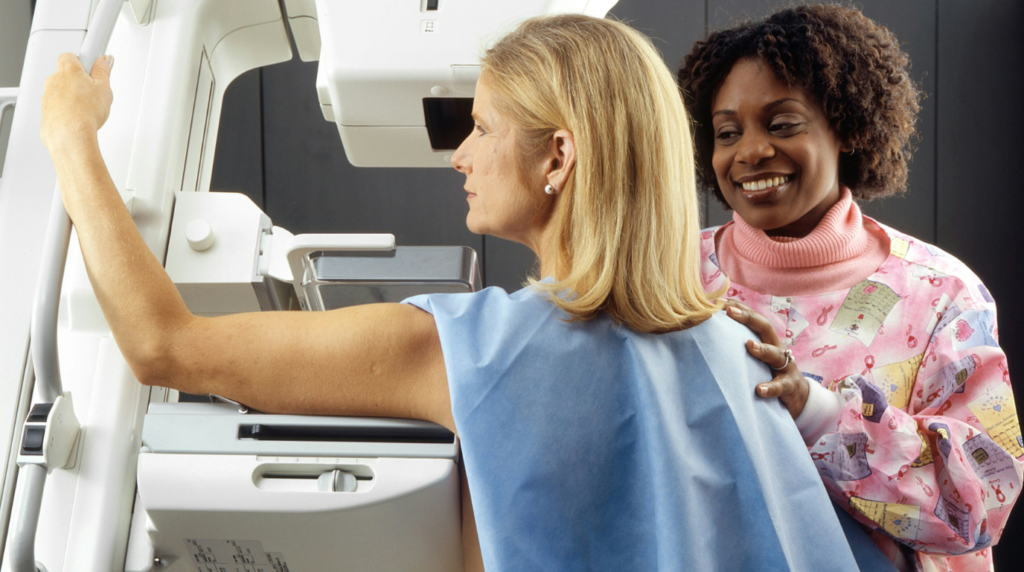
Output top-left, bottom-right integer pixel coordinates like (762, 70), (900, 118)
(303, 245), (480, 310)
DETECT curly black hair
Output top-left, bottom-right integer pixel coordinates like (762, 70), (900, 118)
(678, 4), (922, 206)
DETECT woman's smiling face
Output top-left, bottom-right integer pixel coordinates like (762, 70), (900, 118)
(711, 58), (847, 237)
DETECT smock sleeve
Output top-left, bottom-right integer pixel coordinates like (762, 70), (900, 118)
(812, 279), (1022, 558)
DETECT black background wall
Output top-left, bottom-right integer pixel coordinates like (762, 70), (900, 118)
(211, 1), (1024, 564)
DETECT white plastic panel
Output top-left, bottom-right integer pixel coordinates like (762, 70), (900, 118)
(0, 89), (16, 179)
(0, 29), (87, 571)
(192, 0), (287, 68)
(579, 0), (620, 17)
(123, 0), (290, 268)
(338, 125), (450, 168)
(165, 192), (270, 316)
(138, 454), (463, 572)
(123, 493), (155, 571)
(128, 0), (154, 25)
(55, 338), (149, 571)
(206, 19), (292, 87)
(97, 5), (154, 202)
(28, 0), (93, 33)
(449, 64), (480, 95)
(288, 16), (322, 62)
(283, 0), (320, 61)
(315, 0), (618, 167)
(180, 51), (214, 194)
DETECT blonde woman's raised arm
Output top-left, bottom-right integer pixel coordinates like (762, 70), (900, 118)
(40, 54), (453, 430)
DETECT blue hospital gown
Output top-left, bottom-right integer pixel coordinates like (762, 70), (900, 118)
(405, 285), (866, 571)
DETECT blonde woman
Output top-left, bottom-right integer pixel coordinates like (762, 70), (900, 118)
(41, 15), (858, 572)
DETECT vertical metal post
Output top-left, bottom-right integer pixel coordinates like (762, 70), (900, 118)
(13, 1), (124, 569)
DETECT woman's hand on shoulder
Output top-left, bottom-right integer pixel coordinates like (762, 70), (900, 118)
(40, 53), (113, 151)
(724, 300), (809, 419)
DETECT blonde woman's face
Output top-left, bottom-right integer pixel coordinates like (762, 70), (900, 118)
(451, 80), (550, 243)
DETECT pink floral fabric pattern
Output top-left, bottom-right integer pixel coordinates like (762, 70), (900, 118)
(702, 219), (1023, 572)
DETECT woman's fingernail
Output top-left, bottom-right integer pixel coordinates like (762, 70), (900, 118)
(105, 55), (115, 69)
(728, 307), (741, 317)
(751, 341), (761, 351)
(758, 385), (769, 396)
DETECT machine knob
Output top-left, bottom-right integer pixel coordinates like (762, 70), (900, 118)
(317, 469), (357, 492)
(185, 219), (215, 251)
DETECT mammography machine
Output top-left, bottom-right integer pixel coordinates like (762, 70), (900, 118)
(0, 1), (617, 570)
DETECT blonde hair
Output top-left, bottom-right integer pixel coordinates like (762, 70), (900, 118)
(482, 14), (724, 333)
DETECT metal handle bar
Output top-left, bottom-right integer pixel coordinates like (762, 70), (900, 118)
(31, 0), (122, 404)
(16, 3), (124, 571)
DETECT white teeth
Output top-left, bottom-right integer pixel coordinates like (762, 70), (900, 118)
(741, 175), (789, 191)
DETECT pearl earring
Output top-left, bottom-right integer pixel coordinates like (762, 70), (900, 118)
(544, 184), (556, 195)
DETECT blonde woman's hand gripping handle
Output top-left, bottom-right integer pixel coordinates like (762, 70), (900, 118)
(39, 54), (455, 431)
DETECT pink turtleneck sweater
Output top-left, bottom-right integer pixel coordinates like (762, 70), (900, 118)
(715, 188), (890, 297)
(714, 188), (891, 445)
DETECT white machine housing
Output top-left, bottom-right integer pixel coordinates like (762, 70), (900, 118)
(128, 403), (463, 571)
(308, 0), (617, 166)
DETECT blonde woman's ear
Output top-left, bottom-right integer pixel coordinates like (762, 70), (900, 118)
(544, 129), (576, 190)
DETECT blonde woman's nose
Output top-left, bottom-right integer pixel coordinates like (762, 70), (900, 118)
(451, 140), (472, 173)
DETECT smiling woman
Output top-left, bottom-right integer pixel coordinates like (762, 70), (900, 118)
(709, 59), (848, 237)
(679, 6), (1022, 572)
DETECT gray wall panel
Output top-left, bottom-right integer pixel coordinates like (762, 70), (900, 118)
(484, 236), (535, 292)
(612, 1), (706, 76)
(210, 68), (264, 209)
(936, 2), (1024, 562)
(612, 0), (710, 228)
(855, 0), (937, 243)
(0, 0), (32, 88)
